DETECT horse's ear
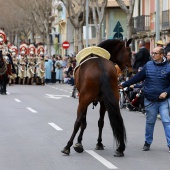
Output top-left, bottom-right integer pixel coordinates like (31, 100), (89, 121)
(126, 38), (133, 47)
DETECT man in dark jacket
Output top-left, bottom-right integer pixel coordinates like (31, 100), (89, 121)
(133, 40), (150, 73)
(0, 51), (9, 95)
(119, 46), (170, 153)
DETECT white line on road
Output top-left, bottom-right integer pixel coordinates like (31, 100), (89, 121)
(48, 123), (63, 131)
(59, 89), (67, 91)
(14, 98), (21, 102)
(45, 94), (70, 99)
(26, 107), (38, 113)
(85, 150), (118, 169)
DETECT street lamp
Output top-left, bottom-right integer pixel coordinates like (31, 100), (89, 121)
(86, 0), (89, 47)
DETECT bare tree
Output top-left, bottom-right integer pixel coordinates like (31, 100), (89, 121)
(31, 0), (52, 55)
(61, 0), (86, 53)
(0, 0), (53, 55)
(13, 0), (52, 54)
(90, 0), (107, 44)
(115, 0), (135, 39)
(0, 0), (31, 44)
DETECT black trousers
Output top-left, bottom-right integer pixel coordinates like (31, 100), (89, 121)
(51, 72), (56, 83)
(0, 74), (8, 94)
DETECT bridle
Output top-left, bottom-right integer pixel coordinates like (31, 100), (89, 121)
(121, 64), (133, 78)
(121, 67), (129, 77)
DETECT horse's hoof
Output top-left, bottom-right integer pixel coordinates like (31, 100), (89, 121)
(95, 143), (105, 150)
(73, 143), (84, 153)
(114, 150), (124, 157)
(61, 147), (70, 155)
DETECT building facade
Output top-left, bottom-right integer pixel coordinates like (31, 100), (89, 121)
(132, 0), (170, 52)
(50, 0), (170, 56)
(50, 0), (130, 56)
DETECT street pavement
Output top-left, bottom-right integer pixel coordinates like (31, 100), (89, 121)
(0, 83), (170, 170)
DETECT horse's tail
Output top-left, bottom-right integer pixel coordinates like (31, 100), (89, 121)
(100, 64), (126, 151)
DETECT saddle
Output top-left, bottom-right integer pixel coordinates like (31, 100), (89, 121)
(74, 46), (111, 77)
(76, 46), (110, 64)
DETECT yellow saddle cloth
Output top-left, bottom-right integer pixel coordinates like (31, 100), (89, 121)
(76, 46), (110, 64)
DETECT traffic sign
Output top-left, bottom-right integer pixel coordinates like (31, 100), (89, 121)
(62, 41), (70, 49)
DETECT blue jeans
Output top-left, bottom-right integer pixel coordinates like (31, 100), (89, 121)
(144, 98), (170, 147)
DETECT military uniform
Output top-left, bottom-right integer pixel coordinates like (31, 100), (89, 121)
(35, 44), (45, 85)
(27, 44), (36, 85)
(10, 45), (18, 84)
(18, 43), (28, 84)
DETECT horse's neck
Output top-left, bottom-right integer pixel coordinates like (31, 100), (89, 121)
(110, 57), (124, 71)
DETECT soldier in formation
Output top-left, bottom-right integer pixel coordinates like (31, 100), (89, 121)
(35, 44), (45, 85)
(0, 30), (46, 88)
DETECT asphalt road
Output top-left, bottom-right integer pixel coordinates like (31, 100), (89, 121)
(0, 83), (170, 170)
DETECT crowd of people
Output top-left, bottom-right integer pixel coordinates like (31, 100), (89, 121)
(44, 54), (76, 86)
(0, 29), (77, 95)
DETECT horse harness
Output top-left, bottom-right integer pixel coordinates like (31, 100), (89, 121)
(73, 55), (100, 77)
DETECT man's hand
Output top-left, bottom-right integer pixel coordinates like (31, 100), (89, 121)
(130, 85), (134, 88)
(159, 92), (168, 99)
(132, 51), (136, 55)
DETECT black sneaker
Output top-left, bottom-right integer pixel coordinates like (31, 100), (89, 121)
(142, 142), (150, 151)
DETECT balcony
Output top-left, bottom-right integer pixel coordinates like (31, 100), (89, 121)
(132, 15), (150, 33)
(162, 10), (170, 30)
(132, 18), (136, 34)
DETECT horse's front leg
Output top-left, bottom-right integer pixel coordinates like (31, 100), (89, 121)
(96, 102), (106, 150)
(74, 109), (87, 153)
(61, 104), (87, 155)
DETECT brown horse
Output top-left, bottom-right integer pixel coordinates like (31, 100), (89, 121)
(61, 39), (132, 157)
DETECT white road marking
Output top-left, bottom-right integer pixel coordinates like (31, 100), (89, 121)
(47, 85), (72, 94)
(52, 87), (59, 89)
(26, 107), (38, 113)
(85, 150), (118, 169)
(62, 90), (68, 92)
(45, 94), (70, 99)
(47, 85), (58, 89)
(48, 123), (63, 131)
(14, 98), (21, 102)
(6, 92), (10, 94)
(59, 89), (65, 91)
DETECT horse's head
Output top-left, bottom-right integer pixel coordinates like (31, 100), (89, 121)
(98, 39), (133, 75)
(124, 38), (133, 73)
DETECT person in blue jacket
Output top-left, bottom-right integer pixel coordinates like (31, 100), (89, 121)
(119, 46), (170, 153)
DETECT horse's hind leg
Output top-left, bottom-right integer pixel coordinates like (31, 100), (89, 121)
(73, 109), (87, 153)
(96, 102), (106, 150)
(61, 103), (87, 155)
